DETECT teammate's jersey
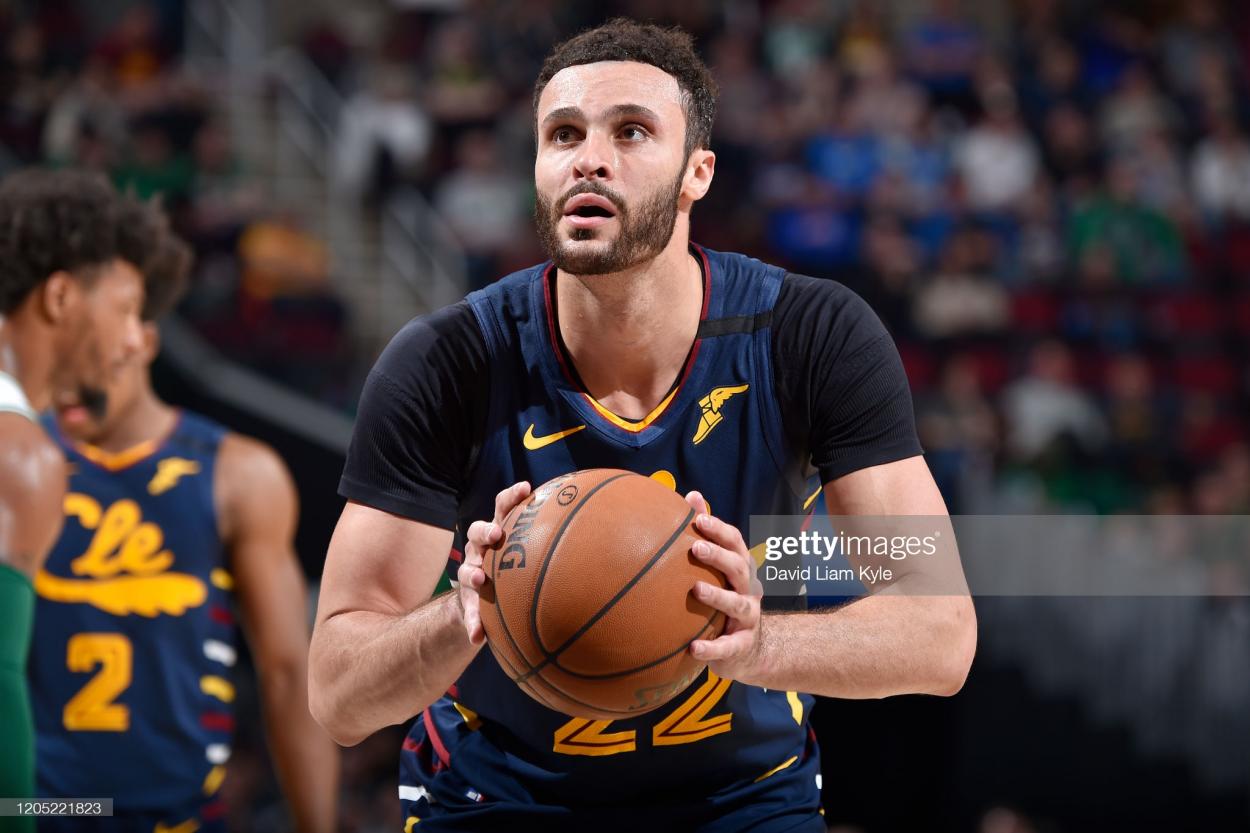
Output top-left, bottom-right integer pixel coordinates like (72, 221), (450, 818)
(341, 244), (923, 817)
(30, 411), (235, 813)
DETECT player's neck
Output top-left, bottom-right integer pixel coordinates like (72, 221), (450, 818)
(90, 385), (176, 454)
(0, 310), (55, 410)
(555, 234), (702, 419)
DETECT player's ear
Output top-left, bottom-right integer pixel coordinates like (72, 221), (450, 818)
(681, 148), (716, 204)
(38, 270), (80, 325)
(140, 322), (160, 363)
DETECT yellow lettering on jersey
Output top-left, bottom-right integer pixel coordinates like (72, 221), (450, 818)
(148, 458), (201, 496)
(403, 817), (420, 833)
(210, 569), (233, 591)
(200, 675), (236, 704)
(692, 384), (749, 445)
(651, 670), (733, 746)
(36, 494), (207, 618)
(552, 718), (637, 756)
(202, 765), (226, 796)
(63, 634), (131, 731)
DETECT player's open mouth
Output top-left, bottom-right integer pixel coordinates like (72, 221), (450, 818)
(57, 405), (90, 427)
(563, 194), (618, 229)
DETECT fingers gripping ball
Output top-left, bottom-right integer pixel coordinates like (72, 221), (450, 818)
(478, 469), (727, 720)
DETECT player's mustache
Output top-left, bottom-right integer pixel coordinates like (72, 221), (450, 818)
(556, 183), (626, 217)
(79, 386), (108, 420)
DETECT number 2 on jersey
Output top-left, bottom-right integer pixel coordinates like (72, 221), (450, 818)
(63, 633), (132, 731)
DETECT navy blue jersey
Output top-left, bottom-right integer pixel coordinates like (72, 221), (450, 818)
(341, 244), (922, 820)
(30, 412), (235, 817)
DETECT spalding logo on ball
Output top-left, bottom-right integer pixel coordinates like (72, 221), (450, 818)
(479, 469), (728, 720)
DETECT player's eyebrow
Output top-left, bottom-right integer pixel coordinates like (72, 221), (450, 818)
(541, 103), (662, 130)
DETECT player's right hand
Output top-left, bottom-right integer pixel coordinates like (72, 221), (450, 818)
(457, 480), (532, 645)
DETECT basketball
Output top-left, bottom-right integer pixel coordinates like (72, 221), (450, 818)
(478, 469), (728, 720)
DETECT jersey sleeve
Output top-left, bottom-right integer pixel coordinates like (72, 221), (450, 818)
(339, 301), (489, 530)
(771, 273), (923, 485)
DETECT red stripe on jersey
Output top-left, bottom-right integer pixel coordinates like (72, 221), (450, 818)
(209, 605), (234, 626)
(202, 800), (227, 821)
(200, 713), (235, 732)
(423, 707), (452, 768)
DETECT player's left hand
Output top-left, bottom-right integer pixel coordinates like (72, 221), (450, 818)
(683, 491), (765, 683)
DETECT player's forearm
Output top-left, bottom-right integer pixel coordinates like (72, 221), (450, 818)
(309, 591), (480, 746)
(742, 593), (976, 698)
(259, 662), (340, 833)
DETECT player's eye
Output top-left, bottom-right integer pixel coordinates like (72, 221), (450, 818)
(619, 124), (648, 141)
(552, 127), (578, 144)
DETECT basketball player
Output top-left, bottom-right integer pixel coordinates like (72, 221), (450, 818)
(29, 232), (339, 831)
(311, 19), (976, 831)
(0, 170), (154, 832)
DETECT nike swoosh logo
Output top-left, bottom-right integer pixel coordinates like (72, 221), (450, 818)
(523, 423), (586, 451)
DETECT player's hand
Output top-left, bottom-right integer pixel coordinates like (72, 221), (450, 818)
(683, 491), (765, 683)
(458, 480), (531, 645)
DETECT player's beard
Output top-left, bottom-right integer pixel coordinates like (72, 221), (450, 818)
(78, 386), (109, 421)
(535, 166), (684, 276)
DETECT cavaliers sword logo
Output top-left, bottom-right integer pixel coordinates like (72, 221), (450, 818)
(692, 384), (749, 445)
(148, 457), (201, 496)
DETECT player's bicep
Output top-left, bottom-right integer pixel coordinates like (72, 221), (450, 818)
(824, 458), (965, 591)
(315, 501), (454, 625)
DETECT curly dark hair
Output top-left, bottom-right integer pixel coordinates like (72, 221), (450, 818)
(533, 18), (718, 158)
(0, 169), (179, 314)
(140, 227), (193, 322)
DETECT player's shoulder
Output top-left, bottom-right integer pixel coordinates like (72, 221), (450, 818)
(702, 245), (787, 281)
(0, 412), (66, 514)
(215, 431), (296, 537)
(772, 272), (889, 357)
(0, 412), (63, 477)
(216, 432), (291, 490)
(373, 298), (490, 390)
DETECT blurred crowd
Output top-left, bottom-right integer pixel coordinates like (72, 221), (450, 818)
(4, 0), (1250, 829)
(5, 0), (1250, 518)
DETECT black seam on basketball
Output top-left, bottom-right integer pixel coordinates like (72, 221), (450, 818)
(488, 481), (579, 678)
(528, 472), (634, 657)
(490, 645), (561, 712)
(500, 621), (717, 719)
(526, 659), (662, 718)
(548, 605), (724, 680)
(518, 506), (697, 683)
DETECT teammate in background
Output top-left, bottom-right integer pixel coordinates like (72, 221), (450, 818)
(29, 228), (340, 831)
(311, 19), (976, 831)
(0, 170), (151, 832)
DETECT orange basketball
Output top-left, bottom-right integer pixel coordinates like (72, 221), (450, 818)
(478, 469), (727, 720)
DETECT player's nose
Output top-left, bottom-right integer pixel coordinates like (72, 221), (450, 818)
(572, 129), (613, 181)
